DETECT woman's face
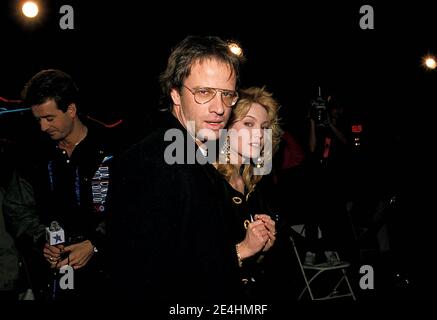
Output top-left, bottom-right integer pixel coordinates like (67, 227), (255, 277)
(228, 102), (270, 161)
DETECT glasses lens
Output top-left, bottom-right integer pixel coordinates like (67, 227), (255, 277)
(194, 88), (216, 104)
(222, 91), (239, 107)
(192, 87), (239, 106)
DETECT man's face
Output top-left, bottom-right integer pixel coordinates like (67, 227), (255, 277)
(171, 59), (236, 142)
(31, 99), (75, 142)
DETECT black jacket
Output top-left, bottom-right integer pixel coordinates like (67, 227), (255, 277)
(107, 113), (243, 301)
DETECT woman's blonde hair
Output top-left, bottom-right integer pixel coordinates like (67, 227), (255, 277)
(216, 86), (283, 194)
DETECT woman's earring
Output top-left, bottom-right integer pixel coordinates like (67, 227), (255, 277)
(220, 135), (230, 164)
(255, 150), (264, 168)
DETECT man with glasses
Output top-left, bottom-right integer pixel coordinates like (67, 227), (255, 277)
(108, 36), (245, 300)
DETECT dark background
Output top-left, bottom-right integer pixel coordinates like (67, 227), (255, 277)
(1, 0), (436, 298)
(2, 1), (434, 196)
(1, 1), (436, 137)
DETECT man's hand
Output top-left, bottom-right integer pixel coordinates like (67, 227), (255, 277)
(43, 243), (65, 268)
(57, 240), (95, 270)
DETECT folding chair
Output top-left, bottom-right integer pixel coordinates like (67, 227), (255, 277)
(289, 224), (356, 300)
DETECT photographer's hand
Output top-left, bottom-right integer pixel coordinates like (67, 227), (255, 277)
(323, 111), (332, 127)
(57, 240), (95, 270)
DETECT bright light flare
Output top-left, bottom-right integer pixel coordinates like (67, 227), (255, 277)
(424, 57), (436, 70)
(22, 1), (39, 18)
(228, 42), (243, 57)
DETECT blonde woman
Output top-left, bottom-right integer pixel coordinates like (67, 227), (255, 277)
(215, 86), (283, 298)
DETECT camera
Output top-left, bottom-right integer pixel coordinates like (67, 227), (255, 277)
(310, 96), (328, 126)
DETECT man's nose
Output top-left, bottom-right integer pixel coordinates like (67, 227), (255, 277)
(40, 120), (49, 132)
(208, 94), (225, 115)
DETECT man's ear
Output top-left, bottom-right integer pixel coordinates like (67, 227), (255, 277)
(170, 88), (181, 107)
(66, 103), (77, 118)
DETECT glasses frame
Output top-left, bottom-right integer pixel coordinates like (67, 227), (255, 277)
(183, 85), (239, 107)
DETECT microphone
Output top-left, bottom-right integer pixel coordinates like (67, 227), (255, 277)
(45, 221), (66, 300)
(46, 221), (65, 246)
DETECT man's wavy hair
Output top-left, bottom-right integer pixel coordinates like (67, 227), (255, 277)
(22, 69), (79, 112)
(159, 35), (243, 110)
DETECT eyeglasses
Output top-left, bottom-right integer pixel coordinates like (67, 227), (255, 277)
(183, 85), (239, 107)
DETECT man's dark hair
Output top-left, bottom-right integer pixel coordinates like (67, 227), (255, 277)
(22, 69), (79, 112)
(159, 35), (243, 110)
